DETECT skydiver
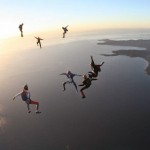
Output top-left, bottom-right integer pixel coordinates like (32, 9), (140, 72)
(19, 23), (24, 37)
(35, 36), (43, 48)
(62, 25), (69, 38)
(79, 74), (97, 98)
(88, 56), (104, 78)
(60, 70), (82, 93)
(13, 84), (41, 114)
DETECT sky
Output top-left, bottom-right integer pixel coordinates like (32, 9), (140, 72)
(0, 0), (150, 38)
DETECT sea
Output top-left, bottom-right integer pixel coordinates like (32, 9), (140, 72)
(0, 28), (150, 150)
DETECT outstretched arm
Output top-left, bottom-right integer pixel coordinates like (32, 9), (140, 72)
(100, 62), (104, 66)
(74, 74), (82, 77)
(78, 80), (85, 86)
(78, 83), (84, 86)
(13, 91), (22, 100)
(91, 78), (97, 81)
(34, 36), (38, 39)
(72, 80), (78, 92)
(60, 73), (67, 76)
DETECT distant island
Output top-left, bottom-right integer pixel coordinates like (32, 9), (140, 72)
(98, 39), (150, 75)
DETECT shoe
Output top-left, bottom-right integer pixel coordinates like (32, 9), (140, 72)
(28, 110), (31, 113)
(36, 111), (41, 114)
(82, 96), (86, 99)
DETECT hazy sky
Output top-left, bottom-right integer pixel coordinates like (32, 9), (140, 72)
(0, 0), (150, 38)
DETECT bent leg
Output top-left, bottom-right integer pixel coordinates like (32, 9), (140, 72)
(90, 57), (98, 73)
(25, 100), (31, 113)
(30, 100), (39, 111)
(63, 81), (70, 91)
(80, 86), (88, 98)
(63, 82), (67, 91)
(88, 71), (97, 78)
(72, 80), (78, 93)
(88, 72), (93, 78)
(92, 72), (98, 78)
(80, 90), (85, 98)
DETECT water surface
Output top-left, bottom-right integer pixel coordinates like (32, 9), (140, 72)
(0, 30), (150, 150)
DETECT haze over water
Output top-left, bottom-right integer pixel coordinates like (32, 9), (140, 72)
(0, 29), (150, 150)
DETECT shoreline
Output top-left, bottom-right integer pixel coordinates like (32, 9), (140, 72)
(98, 39), (150, 75)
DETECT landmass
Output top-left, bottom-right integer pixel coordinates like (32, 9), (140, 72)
(98, 39), (150, 75)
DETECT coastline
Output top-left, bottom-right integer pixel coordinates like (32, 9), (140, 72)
(98, 39), (150, 75)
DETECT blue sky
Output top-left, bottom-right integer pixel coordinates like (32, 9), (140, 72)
(0, 0), (150, 38)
